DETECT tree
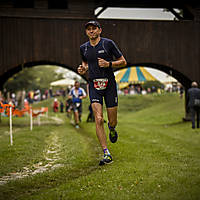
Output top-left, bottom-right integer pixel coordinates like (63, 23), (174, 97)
(4, 65), (65, 93)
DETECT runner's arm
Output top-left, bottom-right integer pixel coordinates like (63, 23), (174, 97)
(77, 61), (88, 75)
(79, 88), (87, 99)
(68, 95), (72, 99)
(98, 56), (127, 68)
(68, 90), (73, 99)
(111, 56), (127, 68)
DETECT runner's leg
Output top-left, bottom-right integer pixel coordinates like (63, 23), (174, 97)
(92, 102), (107, 150)
(107, 106), (118, 128)
(74, 110), (79, 125)
(107, 106), (118, 143)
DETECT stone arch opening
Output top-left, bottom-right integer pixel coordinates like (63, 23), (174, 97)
(0, 61), (87, 89)
(2, 61), (192, 91)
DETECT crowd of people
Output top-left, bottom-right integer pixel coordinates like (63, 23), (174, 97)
(1, 82), (183, 111)
(117, 83), (184, 96)
(0, 87), (71, 110)
(27, 87), (69, 104)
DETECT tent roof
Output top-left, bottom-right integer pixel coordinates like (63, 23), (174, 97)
(50, 78), (75, 87)
(115, 66), (157, 83)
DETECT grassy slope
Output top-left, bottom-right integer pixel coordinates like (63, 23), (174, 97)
(0, 94), (200, 200)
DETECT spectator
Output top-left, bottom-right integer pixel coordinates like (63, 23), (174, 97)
(49, 87), (53, 98)
(53, 98), (59, 112)
(187, 81), (200, 129)
(45, 89), (49, 99)
(179, 85), (184, 99)
(60, 101), (64, 113)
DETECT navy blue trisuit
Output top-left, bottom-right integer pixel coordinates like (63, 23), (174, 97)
(80, 37), (123, 108)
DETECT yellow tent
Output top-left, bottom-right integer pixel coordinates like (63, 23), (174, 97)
(115, 66), (157, 89)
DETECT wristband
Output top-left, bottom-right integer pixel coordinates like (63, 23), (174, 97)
(109, 61), (112, 67)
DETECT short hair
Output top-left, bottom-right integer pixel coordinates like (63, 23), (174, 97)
(191, 81), (198, 87)
(75, 81), (80, 85)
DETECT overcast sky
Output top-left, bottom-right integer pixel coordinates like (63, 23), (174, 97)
(96, 8), (175, 20)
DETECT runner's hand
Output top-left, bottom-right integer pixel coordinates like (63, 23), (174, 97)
(77, 65), (87, 75)
(98, 58), (109, 68)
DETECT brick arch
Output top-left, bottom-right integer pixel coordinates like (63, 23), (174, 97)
(0, 60), (88, 89)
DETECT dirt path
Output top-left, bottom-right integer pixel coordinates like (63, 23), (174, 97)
(0, 126), (63, 185)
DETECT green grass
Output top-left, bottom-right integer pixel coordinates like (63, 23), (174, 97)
(0, 93), (200, 200)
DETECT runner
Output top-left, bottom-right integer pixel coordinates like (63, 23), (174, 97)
(78, 20), (127, 165)
(68, 81), (87, 129)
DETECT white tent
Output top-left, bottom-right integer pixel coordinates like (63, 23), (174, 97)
(50, 78), (75, 87)
(160, 75), (177, 84)
(145, 68), (177, 84)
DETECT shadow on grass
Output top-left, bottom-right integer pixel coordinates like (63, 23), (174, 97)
(166, 120), (190, 127)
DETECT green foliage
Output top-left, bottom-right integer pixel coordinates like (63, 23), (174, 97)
(142, 80), (164, 91)
(0, 94), (200, 200)
(4, 65), (64, 93)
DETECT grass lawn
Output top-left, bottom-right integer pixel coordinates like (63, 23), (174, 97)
(0, 93), (200, 200)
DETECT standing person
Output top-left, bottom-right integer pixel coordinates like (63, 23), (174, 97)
(78, 20), (127, 165)
(49, 87), (53, 98)
(187, 81), (200, 129)
(68, 81), (87, 129)
(179, 85), (184, 99)
(53, 98), (59, 112)
(60, 101), (64, 113)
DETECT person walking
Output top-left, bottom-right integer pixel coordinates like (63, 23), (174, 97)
(78, 20), (127, 165)
(68, 81), (87, 129)
(187, 81), (200, 129)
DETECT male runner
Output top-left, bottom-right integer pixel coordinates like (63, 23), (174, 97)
(68, 81), (87, 129)
(78, 20), (127, 165)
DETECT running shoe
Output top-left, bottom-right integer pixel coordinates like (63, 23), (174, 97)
(108, 123), (118, 143)
(99, 154), (113, 166)
(75, 124), (80, 129)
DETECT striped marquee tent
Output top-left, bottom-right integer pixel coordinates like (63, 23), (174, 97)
(115, 66), (157, 89)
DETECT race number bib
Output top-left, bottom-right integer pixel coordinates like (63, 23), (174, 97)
(76, 103), (81, 107)
(93, 78), (108, 90)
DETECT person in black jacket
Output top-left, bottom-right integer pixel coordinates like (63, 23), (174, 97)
(187, 81), (200, 129)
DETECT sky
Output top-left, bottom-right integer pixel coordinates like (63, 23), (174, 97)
(95, 7), (175, 20)
(96, 7), (177, 83)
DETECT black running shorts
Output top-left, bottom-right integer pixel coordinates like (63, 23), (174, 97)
(89, 79), (118, 108)
(72, 102), (82, 114)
